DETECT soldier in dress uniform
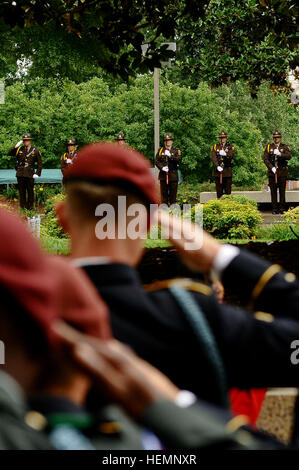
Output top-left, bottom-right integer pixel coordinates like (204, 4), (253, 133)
(155, 133), (181, 206)
(210, 130), (235, 199)
(61, 138), (78, 175)
(0, 208), (284, 451)
(8, 133), (42, 209)
(58, 143), (299, 411)
(263, 130), (291, 214)
(115, 132), (126, 146)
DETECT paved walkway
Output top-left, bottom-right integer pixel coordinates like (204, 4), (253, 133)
(261, 211), (284, 226)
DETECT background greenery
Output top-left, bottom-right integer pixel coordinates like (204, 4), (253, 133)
(1, 77), (298, 185)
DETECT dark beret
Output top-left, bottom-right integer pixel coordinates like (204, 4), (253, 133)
(63, 142), (159, 207)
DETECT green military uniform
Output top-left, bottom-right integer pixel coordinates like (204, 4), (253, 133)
(27, 393), (273, 450)
(8, 133), (42, 209)
(210, 130), (235, 199)
(155, 133), (181, 206)
(61, 138), (78, 176)
(28, 396), (147, 450)
(0, 371), (52, 450)
(263, 130), (291, 214)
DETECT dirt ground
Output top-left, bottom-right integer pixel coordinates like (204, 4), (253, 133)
(137, 241), (299, 305)
(138, 241), (299, 283)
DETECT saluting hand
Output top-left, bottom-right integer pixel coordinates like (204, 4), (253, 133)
(53, 321), (180, 420)
(154, 209), (221, 272)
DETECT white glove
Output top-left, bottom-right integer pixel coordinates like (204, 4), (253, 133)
(15, 140), (23, 148)
(66, 158), (72, 164)
(217, 166), (223, 172)
(219, 149), (226, 156)
(271, 167), (276, 174)
(33, 174), (39, 179)
(162, 166), (169, 172)
(165, 150), (171, 157)
(274, 149), (281, 156)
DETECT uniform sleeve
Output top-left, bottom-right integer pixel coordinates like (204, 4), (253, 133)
(36, 150), (42, 176)
(226, 144), (235, 160)
(140, 400), (249, 449)
(8, 146), (17, 157)
(280, 145), (291, 160)
(210, 145), (218, 168)
(170, 148), (182, 163)
(61, 154), (66, 170)
(155, 148), (164, 170)
(209, 298), (299, 389)
(221, 249), (299, 317)
(263, 145), (273, 171)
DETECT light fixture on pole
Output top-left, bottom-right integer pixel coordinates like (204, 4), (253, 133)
(141, 42), (176, 161)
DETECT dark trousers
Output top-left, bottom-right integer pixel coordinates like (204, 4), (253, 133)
(160, 180), (178, 206)
(268, 175), (287, 211)
(215, 176), (232, 199)
(17, 177), (34, 209)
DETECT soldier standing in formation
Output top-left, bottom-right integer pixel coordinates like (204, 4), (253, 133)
(210, 130), (235, 199)
(155, 133), (181, 206)
(8, 133), (42, 209)
(60, 138), (78, 175)
(115, 132), (126, 146)
(263, 130), (291, 214)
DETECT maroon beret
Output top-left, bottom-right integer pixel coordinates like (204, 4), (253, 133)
(0, 210), (112, 347)
(0, 209), (58, 346)
(63, 142), (159, 206)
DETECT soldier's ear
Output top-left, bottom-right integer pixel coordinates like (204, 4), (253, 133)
(55, 200), (70, 234)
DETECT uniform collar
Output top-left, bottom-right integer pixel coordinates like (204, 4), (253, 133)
(79, 262), (142, 288)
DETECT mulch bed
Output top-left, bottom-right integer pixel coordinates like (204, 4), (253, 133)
(137, 241), (299, 305)
(138, 241), (299, 284)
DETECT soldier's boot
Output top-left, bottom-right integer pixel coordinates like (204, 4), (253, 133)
(215, 177), (222, 199)
(17, 177), (27, 209)
(224, 177), (232, 195)
(160, 180), (169, 206)
(169, 182), (178, 205)
(26, 178), (35, 209)
(278, 177), (287, 213)
(269, 178), (278, 213)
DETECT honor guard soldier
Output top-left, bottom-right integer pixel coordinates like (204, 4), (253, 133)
(263, 130), (291, 214)
(8, 133), (42, 209)
(211, 130), (235, 199)
(59, 143), (299, 411)
(115, 132), (126, 146)
(155, 133), (181, 206)
(61, 138), (78, 175)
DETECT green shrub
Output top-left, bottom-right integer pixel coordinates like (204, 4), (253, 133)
(41, 192), (68, 239)
(34, 184), (62, 206)
(221, 194), (257, 207)
(257, 224), (298, 241)
(188, 195), (262, 239)
(5, 185), (19, 201)
(282, 207), (299, 226)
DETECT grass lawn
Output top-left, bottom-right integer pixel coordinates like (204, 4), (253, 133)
(40, 223), (297, 255)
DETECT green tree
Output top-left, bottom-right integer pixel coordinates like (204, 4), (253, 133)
(166, 0), (298, 91)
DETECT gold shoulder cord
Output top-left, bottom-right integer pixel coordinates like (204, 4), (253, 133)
(144, 278), (212, 296)
(248, 264), (281, 310)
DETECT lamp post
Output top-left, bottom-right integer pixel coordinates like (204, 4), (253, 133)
(141, 42), (176, 162)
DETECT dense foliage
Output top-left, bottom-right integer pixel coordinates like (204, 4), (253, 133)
(0, 77), (298, 184)
(0, 1), (297, 84)
(166, 0), (298, 90)
(189, 195), (263, 239)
